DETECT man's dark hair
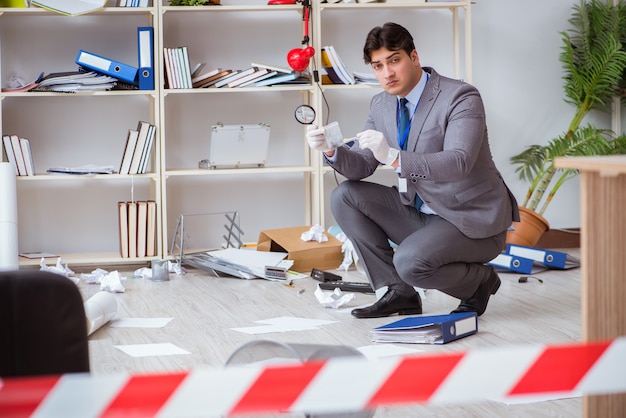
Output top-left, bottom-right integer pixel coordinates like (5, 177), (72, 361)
(363, 22), (416, 64)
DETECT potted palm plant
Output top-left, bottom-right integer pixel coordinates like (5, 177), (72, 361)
(508, 0), (626, 246)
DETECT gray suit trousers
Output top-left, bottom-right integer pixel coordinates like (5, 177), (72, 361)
(331, 181), (506, 300)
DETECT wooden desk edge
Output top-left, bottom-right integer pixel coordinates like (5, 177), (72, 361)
(555, 155), (626, 175)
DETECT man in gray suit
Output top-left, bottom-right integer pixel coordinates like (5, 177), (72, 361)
(307, 22), (519, 318)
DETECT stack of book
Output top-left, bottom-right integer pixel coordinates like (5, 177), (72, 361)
(163, 46), (193, 89)
(320, 46), (355, 85)
(118, 121), (157, 175)
(118, 200), (157, 258)
(2, 134), (35, 176)
(167, 51), (308, 88)
(30, 71), (117, 93)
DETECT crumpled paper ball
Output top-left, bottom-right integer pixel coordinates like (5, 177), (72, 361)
(300, 224), (328, 243)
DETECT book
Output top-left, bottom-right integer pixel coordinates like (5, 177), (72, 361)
(180, 46), (192, 88)
(227, 68), (269, 88)
(31, 0), (106, 16)
(138, 124), (156, 174)
(328, 45), (355, 85)
(2, 135), (19, 175)
(165, 47), (182, 88)
(251, 71), (298, 87)
(238, 70), (277, 88)
(170, 48), (183, 89)
(322, 46), (354, 85)
(119, 129), (139, 175)
(371, 312), (478, 344)
(214, 68), (257, 88)
(19, 138), (35, 176)
(195, 70), (233, 88)
(33, 70), (117, 92)
(146, 201), (157, 257)
(163, 47), (175, 89)
(10, 135), (27, 176)
(128, 121), (151, 175)
(320, 48), (343, 85)
(250, 61), (293, 74)
(128, 201), (138, 258)
(191, 68), (222, 87)
(190, 62), (206, 78)
(118, 202), (129, 258)
(136, 201), (148, 258)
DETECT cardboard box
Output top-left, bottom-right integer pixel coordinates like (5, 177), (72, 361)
(257, 226), (343, 273)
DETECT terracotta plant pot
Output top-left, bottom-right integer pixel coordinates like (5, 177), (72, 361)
(505, 206), (550, 247)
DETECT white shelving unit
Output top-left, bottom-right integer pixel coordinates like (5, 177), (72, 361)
(0, 6), (160, 267)
(158, 3), (317, 257)
(0, 0), (471, 266)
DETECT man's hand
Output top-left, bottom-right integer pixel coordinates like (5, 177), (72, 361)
(356, 129), (398, 165)
(306, 124), (338, 154)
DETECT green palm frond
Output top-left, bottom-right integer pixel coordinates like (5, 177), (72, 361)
(560, 1), (626, 118)
(510, 0), (626, 216)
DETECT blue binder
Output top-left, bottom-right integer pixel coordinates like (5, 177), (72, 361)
(76, 50), (138, 84)
(371, 312), (477, 344)
(505, 244), (580, 270)
(137, 26), (154, 90)
(488, 252), (536, 274)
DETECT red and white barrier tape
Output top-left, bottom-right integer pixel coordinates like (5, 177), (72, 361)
(1, 338), (625, 417)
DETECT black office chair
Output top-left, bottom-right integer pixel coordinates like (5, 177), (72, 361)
(0, 269), (90, 377)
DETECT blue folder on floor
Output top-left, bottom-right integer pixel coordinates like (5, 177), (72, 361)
(505, 244), (580, 270)
(371, 312), (477, 344)
(488, 252), (537, 274)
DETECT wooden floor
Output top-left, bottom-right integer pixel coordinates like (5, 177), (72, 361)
(77, 249), (583, 417)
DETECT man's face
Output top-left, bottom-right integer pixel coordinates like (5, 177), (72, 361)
(370, 47), (422, 97)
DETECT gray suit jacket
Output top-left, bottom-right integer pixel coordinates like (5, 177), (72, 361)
(327, 67), (519, 239)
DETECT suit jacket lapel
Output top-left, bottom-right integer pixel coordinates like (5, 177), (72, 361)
(407, 69), (439, 151)
(383, 94), (398, 145)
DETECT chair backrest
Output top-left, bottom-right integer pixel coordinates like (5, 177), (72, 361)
(0, 269), (90, 377)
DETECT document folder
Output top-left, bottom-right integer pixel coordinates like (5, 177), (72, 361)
(76, 50), (138, 84)
(505, 244), (580, 270)
(371, 312), (477, 344)
(488, 252), (535, 274)
(137, 26), (154, 90)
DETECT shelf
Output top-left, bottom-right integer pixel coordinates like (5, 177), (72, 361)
(161, 4), (301, 13)
(18, 252), (160, 268)
(319, 1), (471, 11)
(162, 85), (314, 95)
(0, 6), (155, 16)
(1, 90), (157, 98)
(164, 166), (314, 177)
(14, 173), (158, 181)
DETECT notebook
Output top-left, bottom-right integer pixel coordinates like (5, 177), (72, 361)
(204, 123), (270, 169)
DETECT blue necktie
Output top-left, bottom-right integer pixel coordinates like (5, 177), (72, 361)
(398, 98), (423, 210)
(398, 98), (410, 150)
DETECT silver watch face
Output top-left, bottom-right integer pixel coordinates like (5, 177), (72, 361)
(294, 104), (316, 124)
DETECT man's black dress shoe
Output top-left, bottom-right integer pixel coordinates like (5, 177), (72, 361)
(351, 289), (422, 318)
(451, 269), (501, 317)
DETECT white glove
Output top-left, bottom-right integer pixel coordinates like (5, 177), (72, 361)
(356, 129), (398, 165)
(306, 124), (337, 153)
